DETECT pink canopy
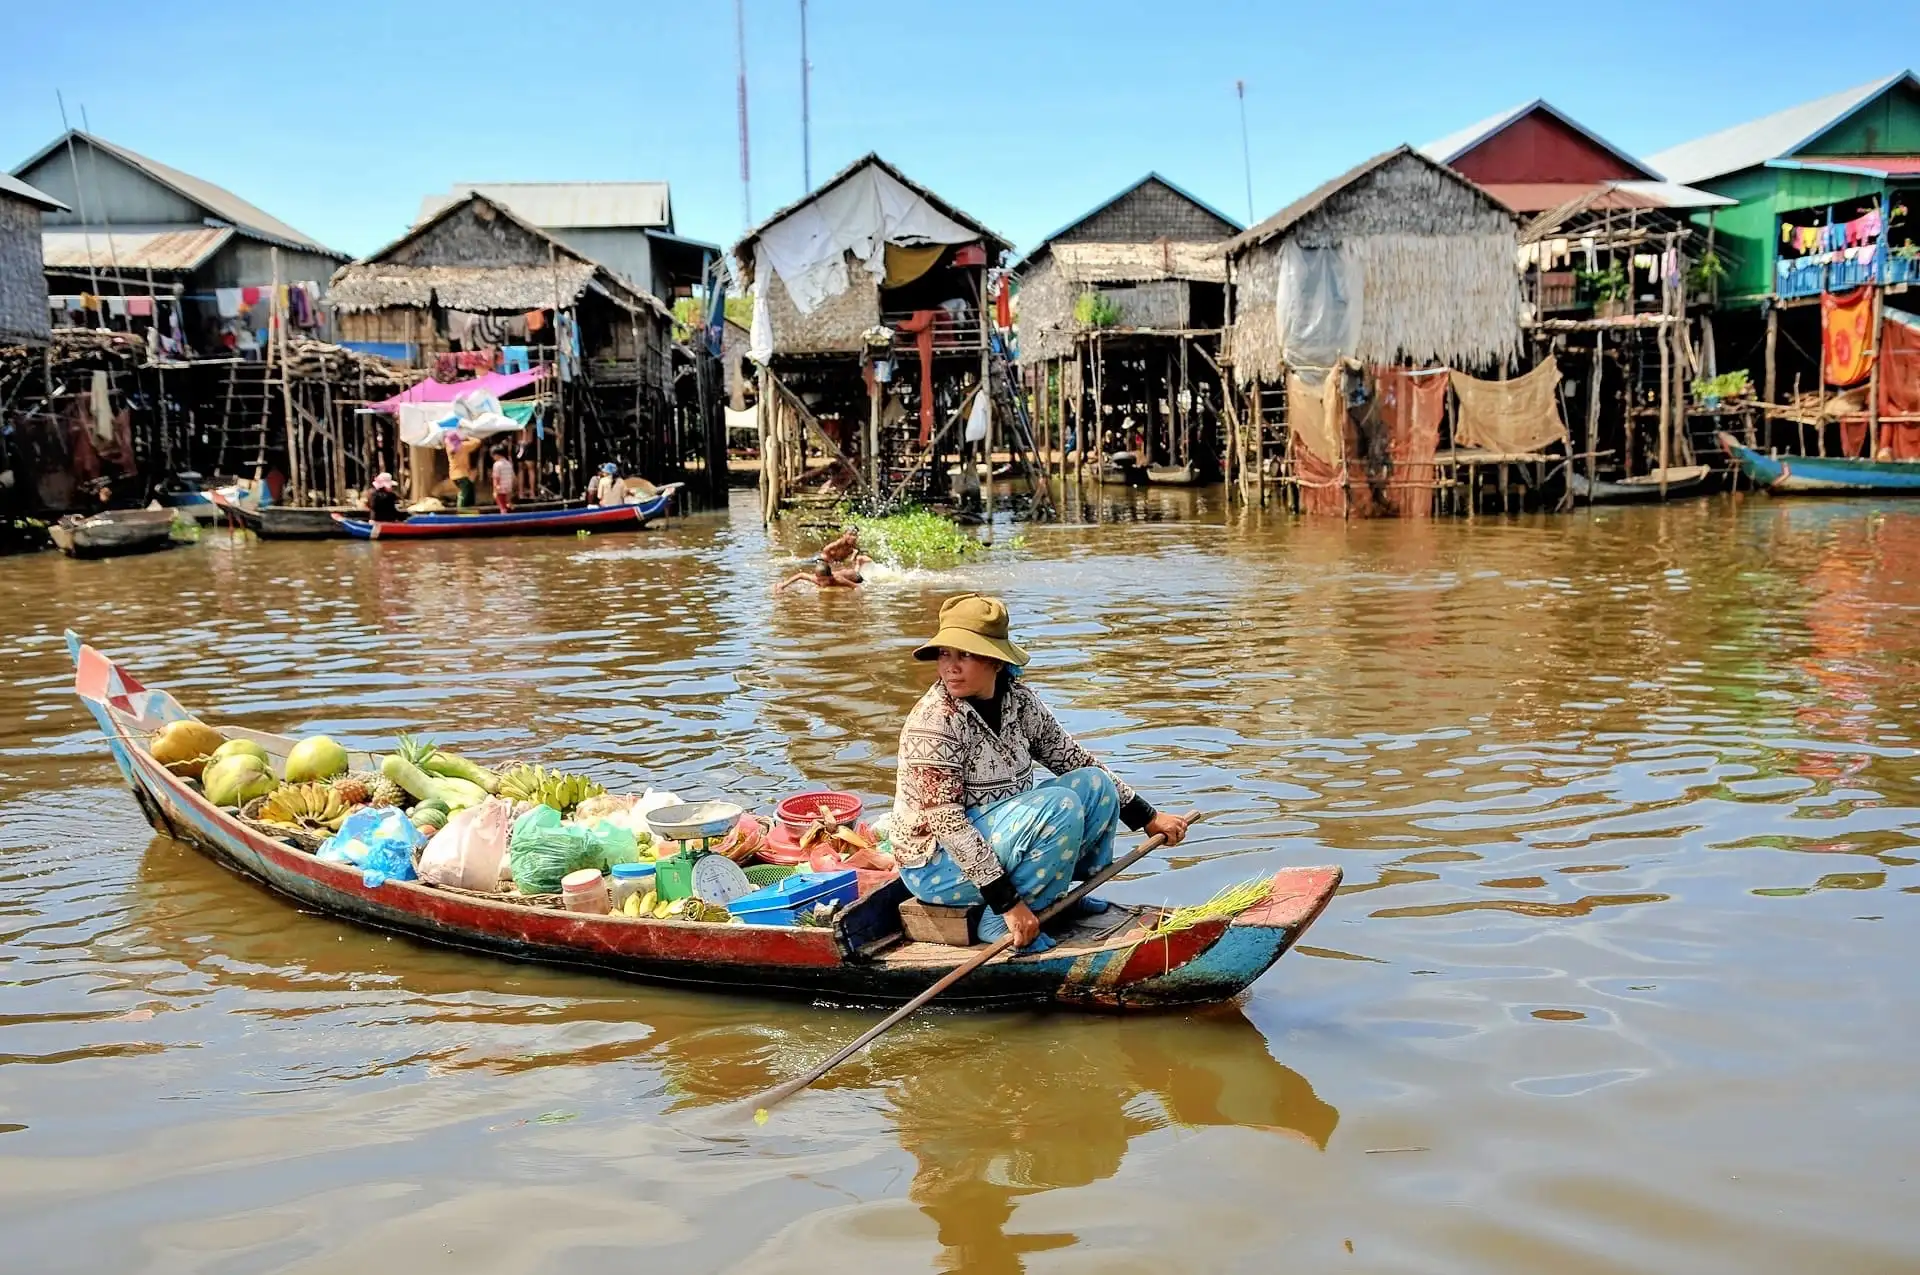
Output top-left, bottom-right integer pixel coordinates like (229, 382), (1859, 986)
(370, 366), (548, 412)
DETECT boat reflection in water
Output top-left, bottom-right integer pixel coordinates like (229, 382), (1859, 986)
(885, 1015), (1336, 1273)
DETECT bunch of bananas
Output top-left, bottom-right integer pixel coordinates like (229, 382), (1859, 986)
(259, 783), (355, 832)
(497, 764), (605, 813)
(797, 804), (875, 854)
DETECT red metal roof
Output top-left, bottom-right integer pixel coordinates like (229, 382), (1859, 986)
(1797, 155), (1920, 174)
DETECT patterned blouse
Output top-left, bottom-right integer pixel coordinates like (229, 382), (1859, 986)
(891, 678), (1149, 894)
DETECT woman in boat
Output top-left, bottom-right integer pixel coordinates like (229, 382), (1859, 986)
(893, 594), (1187, 952)
(368, 473), (402, 522)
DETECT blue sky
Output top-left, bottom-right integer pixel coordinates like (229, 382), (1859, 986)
(2, 1), (1914, 261)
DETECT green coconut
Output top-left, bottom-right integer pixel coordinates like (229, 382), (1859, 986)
(204, 754), (278, 808)
(209, 738), (272, 768)
(285, 736), (350, 784)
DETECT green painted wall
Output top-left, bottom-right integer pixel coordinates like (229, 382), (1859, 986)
(1800, 82), (1920, 156)
(1695, 166), (1890, 307)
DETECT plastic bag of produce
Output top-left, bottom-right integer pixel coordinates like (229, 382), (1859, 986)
(318, 807), (424, 888)
(419, 798), (516, 891)
(508, 805), (639, 894)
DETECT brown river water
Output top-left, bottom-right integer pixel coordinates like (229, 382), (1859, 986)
(3, 489), (1919, 1274)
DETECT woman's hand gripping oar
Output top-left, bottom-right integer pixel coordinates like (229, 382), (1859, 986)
(750, 810), (1202, 1123)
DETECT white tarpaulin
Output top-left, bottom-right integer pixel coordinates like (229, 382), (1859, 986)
(396, 388), (524, 448)
(749, 162), (980, 361)
(1274, 241), (1364, 372)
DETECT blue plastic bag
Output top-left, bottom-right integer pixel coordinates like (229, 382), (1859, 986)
(318, 807), (425, 888)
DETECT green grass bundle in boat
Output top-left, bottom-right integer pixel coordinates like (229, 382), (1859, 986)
(1153, 877), (1273, 934)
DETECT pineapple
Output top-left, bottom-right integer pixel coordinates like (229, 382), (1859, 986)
(331, 772), (374, 806)
(369, 776), (408, 809)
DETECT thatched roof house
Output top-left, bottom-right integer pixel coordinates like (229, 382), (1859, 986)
(1223, 146), (1522, 385)
(0, 173), (65, 347)
(732, 154), (1009, 360)
(1013, 174), (1239, 362)
(331, 193), (668, 333)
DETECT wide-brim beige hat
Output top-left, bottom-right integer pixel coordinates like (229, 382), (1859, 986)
(914, 592), (1029, 666)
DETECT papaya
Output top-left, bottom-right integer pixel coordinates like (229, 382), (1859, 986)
(151, 720), (226, 779)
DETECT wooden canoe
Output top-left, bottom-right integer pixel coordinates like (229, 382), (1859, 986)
(1570, 464), (1712, 504)
(71, 635), (1339, 1010)
(208, 493), (353, 539)
(48, 508), (178, 559)
(334, 491), (670, 540)
(1719, 432), (1920, 495)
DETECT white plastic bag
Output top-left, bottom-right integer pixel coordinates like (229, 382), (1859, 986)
(418, 797), (516, 891)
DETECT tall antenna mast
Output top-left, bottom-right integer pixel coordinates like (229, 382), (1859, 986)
(1236, 80), (1255, 226)
(735, 0), (752, 229)
(54, 91), (102, 313)
(799, 0), (812, 191)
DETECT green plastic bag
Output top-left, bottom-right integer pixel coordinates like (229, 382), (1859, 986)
(507, 806), (638, 894)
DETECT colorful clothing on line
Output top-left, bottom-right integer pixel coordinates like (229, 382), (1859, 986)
(900, 767), (1121, 916)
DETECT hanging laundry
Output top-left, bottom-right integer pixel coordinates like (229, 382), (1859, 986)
(125, 296), (153, 318)
(524, 309), (546, 332)
(1821, 287), (1875, 387)
(288, 284), (313, 328)
(1579, 236), (1596, 270)
(241, 286), (262, 307)
(104, 297), (128, 318)
(81, 293), (100, 311)
(215, 287), (243, 318)
(90, 371), (114, 445)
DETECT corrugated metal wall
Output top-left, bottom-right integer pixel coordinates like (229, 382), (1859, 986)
(17, 148), (200, 226)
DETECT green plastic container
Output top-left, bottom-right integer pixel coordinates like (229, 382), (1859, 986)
(654, 852), (697, 902)
(743, 862), (799, 888)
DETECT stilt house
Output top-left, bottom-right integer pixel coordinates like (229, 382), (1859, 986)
(328, 192), (687, 502)
(1012, 174), (1239, 484)
(1424, 101), (1735, 490)
(1223, 145), (1526, 515)
(732, 154), (1010, 519)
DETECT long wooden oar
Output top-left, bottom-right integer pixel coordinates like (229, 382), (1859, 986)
(753, 809), (1201, 1121)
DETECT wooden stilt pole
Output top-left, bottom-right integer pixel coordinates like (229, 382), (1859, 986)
(1867, 286), (1885, 459)
(1763, 302), (1778, 454)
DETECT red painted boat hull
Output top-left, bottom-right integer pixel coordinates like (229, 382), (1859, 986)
(71, 636), (1338, 1010)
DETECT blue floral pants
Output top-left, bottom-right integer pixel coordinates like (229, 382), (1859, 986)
(900, 768), (1120, 914)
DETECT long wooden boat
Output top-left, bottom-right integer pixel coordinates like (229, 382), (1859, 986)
(208, 492), (353, 539)
(72, 634), (1338, 1010)
(1719, 431), (1920, 495)
(48, 508), (178, 559)
(1571, 464), (1712, 504)
(334, 491), (670, 540)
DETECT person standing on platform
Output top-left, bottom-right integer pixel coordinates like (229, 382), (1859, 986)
(447, 434), (482, 509)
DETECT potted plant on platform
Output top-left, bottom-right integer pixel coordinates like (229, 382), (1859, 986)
(1577, 264), (1629, 318)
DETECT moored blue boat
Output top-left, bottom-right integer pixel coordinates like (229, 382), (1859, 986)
(1719, 432), (1920, 495)
(335, 490), (672, 539)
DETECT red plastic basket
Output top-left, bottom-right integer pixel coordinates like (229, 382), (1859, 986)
(774, 790), (863, 835)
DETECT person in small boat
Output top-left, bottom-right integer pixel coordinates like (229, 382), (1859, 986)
(368, 473), (402, 522)
(893, 593), (1187, 953)
(774, 557), (860, 593)
(594, 463), (628, 507)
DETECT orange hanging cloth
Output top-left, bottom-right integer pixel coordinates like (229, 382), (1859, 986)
(1822, 287), (1875, 388)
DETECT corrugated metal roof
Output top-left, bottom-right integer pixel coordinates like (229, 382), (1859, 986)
(12, 130), (343, 257)
(416, 182), (672, 230)
(1420, 100), (1661, 180)
(0, 171), (66, 212)
(1647, 73), (1919, 185)
(42, 225), (233, 271)
(1482, 181), (1733, 214)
